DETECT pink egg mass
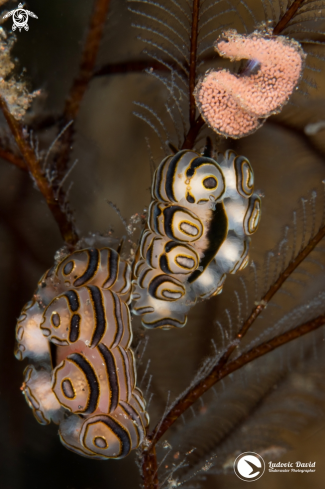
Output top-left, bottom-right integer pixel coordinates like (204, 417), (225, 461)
(195, 30), (306, 138)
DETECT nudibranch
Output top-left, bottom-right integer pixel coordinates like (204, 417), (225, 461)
(15, 248), (149, 459)
(131, 149), (261, 329)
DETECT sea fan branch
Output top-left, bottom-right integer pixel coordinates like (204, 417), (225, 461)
(181, 114), (205, 149)
(0, 96), (79, 245)
(55, 0), (111, 179)
(162, 317), (325, 434)
(141, 315), (325, 488)
(186, 0), (199, 126)
(214, 220), (325, 368)
(94, 59), (172, 76)
(94, 52), (219, 77)
(273, 0), (307, 34)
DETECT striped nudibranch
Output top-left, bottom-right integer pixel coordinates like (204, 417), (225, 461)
(132, 149), (261, 329)
(15, 248), (149, 459)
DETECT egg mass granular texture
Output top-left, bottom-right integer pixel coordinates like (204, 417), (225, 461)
(195, 30), (306, 138)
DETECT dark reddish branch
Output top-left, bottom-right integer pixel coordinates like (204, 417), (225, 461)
(141, 314), (325, 489)
(64, 0), (111, 120)
(141, 445), (159, 489)
(216, 222), (325, 369)
(0, 0), (111, 243)
(0, 148), (27, 170)
(56, 0), (111, 178)
(189, 0), (200, 125)
(0, 96), (79, 245)
(181, 115), (205, 149)
(273, 0), (306, 35)
(147, 314), (325, 445)
(94, 60), (172, 76)
(94, 53), (219, 78)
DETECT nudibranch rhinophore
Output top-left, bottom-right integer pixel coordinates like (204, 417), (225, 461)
(131, 149), (261, 329)
(15, 247), (149, 459)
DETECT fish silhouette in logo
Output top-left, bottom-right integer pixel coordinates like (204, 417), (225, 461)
(2, 3), (38, 32)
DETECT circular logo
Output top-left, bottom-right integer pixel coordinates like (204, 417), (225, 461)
(234, 452), (265, 481)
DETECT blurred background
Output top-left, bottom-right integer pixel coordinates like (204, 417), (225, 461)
(1, 0), (325, 488)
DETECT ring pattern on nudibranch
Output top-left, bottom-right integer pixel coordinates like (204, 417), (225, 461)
(15, 247), (149, 460)
(131, 149), (261, 329)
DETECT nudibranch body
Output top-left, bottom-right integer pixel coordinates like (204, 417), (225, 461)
(15, 247), (149, 460)
(132, 149), (261, 329)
